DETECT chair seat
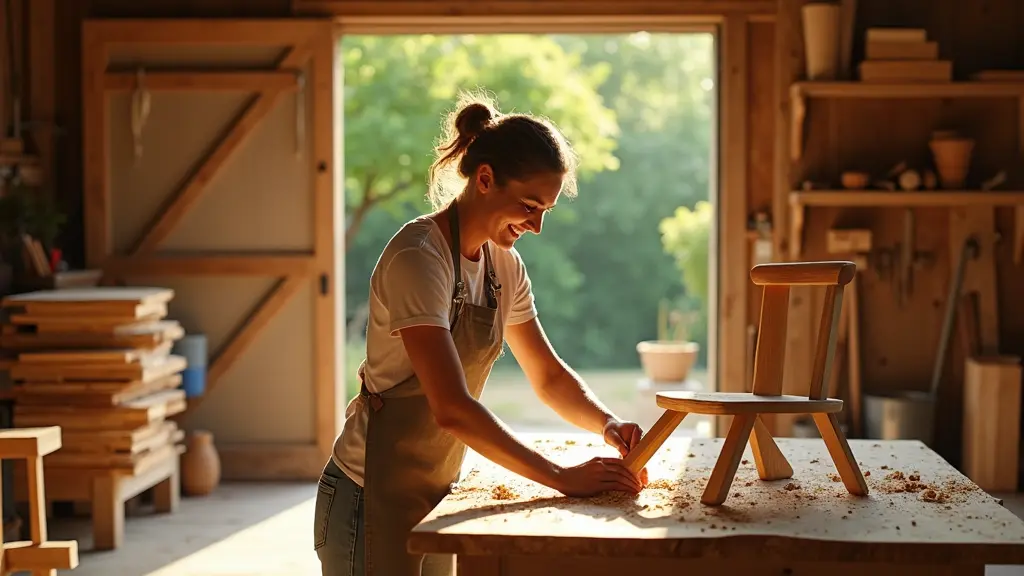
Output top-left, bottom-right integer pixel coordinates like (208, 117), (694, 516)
(655, 391), (843, 415)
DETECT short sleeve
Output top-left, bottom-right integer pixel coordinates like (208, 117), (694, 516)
(507, 248), (538, 326)
(382, 247), (452, 335)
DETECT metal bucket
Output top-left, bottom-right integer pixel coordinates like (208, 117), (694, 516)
(864, 390), (935, 445)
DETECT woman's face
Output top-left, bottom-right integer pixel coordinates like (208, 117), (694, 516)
(474, 166), (564, 250)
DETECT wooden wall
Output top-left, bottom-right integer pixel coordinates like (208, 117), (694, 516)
(796, 0), (1024, 472)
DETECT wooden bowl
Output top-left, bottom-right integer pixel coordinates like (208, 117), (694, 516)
(841, 171), (870, 189)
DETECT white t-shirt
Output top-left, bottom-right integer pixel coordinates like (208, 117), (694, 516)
(332, 215), (538, 486)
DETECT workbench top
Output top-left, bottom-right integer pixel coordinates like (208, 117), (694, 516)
(409, 433), (1024, 565)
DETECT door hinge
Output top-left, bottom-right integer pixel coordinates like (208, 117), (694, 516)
(319, 273), (329, 295)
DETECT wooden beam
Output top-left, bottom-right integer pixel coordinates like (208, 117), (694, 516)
(335, 15), (722, 33)
(717, 14), (750, 437)
(82, 19), (330, 46)
(311, 30), (341, 455)
(205, 276), (306, 393)
(129, 44), (312, 255)
(28, 0), (56, 193)
(82, 34), (110, 268)
(102, 254), (316, 277)
(295, 1), (776, 17)
(103, 71), (300, 93)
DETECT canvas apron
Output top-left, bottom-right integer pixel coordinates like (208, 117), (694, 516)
(359, 204), (504, 576)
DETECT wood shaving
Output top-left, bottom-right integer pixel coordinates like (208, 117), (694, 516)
(491, 484), (519, 500)
(784, 482), (800, 491)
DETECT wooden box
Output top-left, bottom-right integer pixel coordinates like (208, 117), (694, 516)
(826, 229), (872, 254)
(963, 356), (1022, 492)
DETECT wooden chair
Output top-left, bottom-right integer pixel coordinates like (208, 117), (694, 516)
(0, 426), (78, 575)
(624, 261), (869, 505)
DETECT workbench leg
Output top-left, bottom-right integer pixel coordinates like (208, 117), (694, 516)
(153, 464), (180, 514)
(91, 475), (124, 551)
(702, 414), (756, 505)
(623, 410), (687, 475)
(812, 412), (868, 496)
(749, 416), (793, 481)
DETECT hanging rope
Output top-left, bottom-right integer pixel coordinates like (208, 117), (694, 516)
(131, 67), (151, 162)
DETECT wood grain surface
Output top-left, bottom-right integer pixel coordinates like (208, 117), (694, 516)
(410, 433), (1024, 565)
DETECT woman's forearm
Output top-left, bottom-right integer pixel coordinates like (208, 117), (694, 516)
(441, 398), (565, 489)
(532, 366), (619, 434)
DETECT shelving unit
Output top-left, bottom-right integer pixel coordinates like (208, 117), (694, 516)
(787, 80), (1024, 262)
(789, 81), (1024, 162)
(788, 190), (1024, 258)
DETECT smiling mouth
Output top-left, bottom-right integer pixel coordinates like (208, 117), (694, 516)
(507, 224), (525, 239)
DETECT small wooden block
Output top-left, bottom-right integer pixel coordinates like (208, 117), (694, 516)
(2, 540), (79, 572)
(0, 427), (62, 458)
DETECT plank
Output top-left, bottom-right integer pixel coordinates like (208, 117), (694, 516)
(1, 287), (173, 307)
(10, 354), (186, 383)
(656, 391), (842, 414)
(14, 389), (186, 431)
(16, 345), (168, 365)
(13, 374), (183, 407)
(59, 421), (174, 454)
(410, 433), (1024, 563)
(0, 320), (184, 350)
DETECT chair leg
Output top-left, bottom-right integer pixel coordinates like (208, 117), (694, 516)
(701, 414), (756, 506)
(812, 412), (869, 496)
(749, 416), (794, 481)
(623, 409), (686, 475)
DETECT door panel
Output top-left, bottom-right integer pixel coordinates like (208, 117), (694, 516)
(83, 19), (339, 479)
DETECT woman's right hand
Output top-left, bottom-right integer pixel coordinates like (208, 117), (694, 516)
(553, 456), (643, 497)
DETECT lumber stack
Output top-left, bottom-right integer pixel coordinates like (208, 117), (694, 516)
(859, 27), (952, 82)
(0, 287), (188, 476)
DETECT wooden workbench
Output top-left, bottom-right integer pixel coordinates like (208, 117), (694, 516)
(410, 433), (1024, 575)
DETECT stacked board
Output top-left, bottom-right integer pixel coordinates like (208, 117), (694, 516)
(1, 287), (188, 474)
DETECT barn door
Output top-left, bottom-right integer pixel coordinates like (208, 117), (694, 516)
(81, 19), (341, 480)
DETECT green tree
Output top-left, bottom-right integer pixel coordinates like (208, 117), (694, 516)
(341, 35), (620, 248)
(342, 33), (716, 374)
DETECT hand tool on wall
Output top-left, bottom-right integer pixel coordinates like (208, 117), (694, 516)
(928, 236), (980, 400)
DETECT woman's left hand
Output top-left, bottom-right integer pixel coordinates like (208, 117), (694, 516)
(603, 419), (649, 486)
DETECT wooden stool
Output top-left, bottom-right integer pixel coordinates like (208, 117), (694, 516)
(624, 261), (869, 505)
(0, 426), (78, 575)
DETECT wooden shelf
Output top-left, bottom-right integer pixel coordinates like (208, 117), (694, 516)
(788, 81), (1024, 161)
(787, 190), (1024, 259)
(791, 190), (1024, 207)
(792, 81), (1024, 99)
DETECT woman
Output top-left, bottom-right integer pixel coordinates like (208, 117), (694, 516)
(314, 93), (648, 576)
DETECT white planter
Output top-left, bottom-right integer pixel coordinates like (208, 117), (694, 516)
(636, 340), (700, 383)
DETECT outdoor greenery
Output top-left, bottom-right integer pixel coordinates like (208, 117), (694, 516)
(342, 33), (714, 396)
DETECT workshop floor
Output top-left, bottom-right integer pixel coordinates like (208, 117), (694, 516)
(48, 473), (1024, 575)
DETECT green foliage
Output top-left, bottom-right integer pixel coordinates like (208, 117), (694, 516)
(659, 200), (712, 305)
(342, 33), (715, 371)
(341, 34), (619, 240)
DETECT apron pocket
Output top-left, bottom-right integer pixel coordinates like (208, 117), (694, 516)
(313, 476), (337, 550)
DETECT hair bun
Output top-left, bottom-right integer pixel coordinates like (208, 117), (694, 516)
(454, 102), (494, 141)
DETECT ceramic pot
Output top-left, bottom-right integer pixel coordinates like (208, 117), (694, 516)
(636, 340), (700, 383)
(181, 430), (221, 496)
(801, 2), (841, 80)
(929, 136), (975, 189)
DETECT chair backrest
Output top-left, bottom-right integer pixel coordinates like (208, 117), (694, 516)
(748, 261), (856, 399)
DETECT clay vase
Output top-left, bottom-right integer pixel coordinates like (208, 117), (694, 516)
(181, 430), (221, 496)
(801, 2), (841, 80)
(929, 136), (975, 189)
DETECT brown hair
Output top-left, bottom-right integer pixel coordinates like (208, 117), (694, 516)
(427, 91), (578, 210)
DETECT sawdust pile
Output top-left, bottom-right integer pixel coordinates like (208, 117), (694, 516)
(491, 484), (519, 500)
(868, 469), (979, 504)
